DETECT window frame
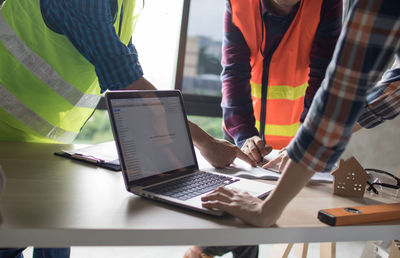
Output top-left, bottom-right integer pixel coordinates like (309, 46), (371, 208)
(174, 0), (222, 118)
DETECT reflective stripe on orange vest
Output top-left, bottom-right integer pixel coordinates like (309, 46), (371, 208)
(230, 0), (322, 149)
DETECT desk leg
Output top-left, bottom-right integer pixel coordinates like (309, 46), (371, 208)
(389, 240), (400, 258)
(320, 242), (336, 258)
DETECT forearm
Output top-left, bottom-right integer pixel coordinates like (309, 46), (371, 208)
(352, 122), (363, 133)
(222, 85), (258, 147)
(222, 76), (258, 147)
(223, 108), (259, 148)
(124, 76), (156, 90)
(221, 3), (256, 146)
(259, 159), (315, 226)
(188, 120), (214, 152)
(357, 68), (400, 129)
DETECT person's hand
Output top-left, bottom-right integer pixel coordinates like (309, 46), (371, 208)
(202, 158), (316, 227)
(201, 187), (278, 227)
(183, 246), (205, 258)
(241, 136), (272, 165)
(199, 138), (257, 168)
(262, 148), (289, 172)
(352, 122), (363, 133)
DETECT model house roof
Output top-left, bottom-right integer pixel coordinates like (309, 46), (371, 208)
(331, 156), (369, 181)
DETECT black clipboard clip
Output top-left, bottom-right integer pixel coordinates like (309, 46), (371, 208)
(70, 153), (106, 164)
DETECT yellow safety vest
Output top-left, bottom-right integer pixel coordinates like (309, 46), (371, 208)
(0, 0), (140, 143)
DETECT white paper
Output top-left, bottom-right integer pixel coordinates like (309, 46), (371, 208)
(64, 141), (119, 162)
(197, 149), (333, 183)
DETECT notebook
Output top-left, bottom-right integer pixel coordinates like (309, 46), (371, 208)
(105, 90), (275, 216)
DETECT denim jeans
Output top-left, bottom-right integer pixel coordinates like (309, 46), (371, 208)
(0, 248), (70, 258)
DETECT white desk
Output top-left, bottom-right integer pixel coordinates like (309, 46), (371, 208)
(0, 142), (399, 247)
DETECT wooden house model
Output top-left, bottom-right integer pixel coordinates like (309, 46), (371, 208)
(330, 157), (370, 197)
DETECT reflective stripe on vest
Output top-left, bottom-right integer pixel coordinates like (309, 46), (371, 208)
(254, 120), (299, 138)
(0, 84), (78, 142)
(0, 13), (101, 109)
(230, 0), (322, 149)
(251, 81), (307, 126)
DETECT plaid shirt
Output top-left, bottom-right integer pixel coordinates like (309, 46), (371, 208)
(358, 63), (400, 128)
(41, 0), (143, 92)
(287, 0), (400, 172)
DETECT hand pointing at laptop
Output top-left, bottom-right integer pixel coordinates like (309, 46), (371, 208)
(189, 121), (257, 168)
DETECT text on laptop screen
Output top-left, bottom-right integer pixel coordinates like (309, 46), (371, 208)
(110, 96), (196, 181)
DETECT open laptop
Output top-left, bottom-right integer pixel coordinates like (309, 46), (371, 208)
(105, 90), (274, 216)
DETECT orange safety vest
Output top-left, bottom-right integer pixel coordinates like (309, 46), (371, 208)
(230, 0), (323, 149)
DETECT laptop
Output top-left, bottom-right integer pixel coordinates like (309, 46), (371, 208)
(105, 90), (274, 216)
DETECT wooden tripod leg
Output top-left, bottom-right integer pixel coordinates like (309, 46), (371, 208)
(293, 243), (309, 258)
(320, 242), (336, 258)
(269, 243), (294, 258)
(389, 240), (400, 258)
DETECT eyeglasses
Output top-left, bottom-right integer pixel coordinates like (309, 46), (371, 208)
(365, 168), (400, 195)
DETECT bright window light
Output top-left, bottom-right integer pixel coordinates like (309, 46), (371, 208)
(132, 0), (184, 90)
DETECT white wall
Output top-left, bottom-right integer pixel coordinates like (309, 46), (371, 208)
(342, 117), (400, 175)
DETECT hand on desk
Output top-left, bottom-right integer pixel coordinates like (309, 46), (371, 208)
(202, 186), (282, 227)
(202, 159), (316, 227)
(241, 136), (272, 165)
(202, 186), (274, 227)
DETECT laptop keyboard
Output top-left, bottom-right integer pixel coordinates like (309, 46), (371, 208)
(144, 172), (239, 201)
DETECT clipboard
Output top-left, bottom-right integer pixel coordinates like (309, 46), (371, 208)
(54, 141), (121, 171)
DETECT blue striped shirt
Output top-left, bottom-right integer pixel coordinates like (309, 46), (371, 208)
(41, 0), (143, 92)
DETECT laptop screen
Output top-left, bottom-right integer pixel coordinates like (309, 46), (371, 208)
(107, 91), (197, 183)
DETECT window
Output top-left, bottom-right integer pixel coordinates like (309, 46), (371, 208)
(174, 0), (225, 119)
(173, 0), (225, 138)
(179, 0), (225, 97)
